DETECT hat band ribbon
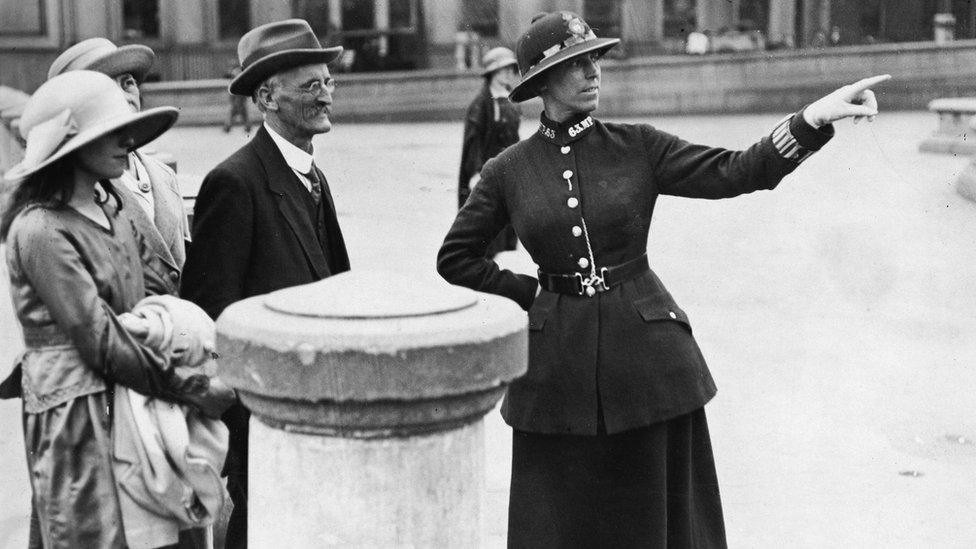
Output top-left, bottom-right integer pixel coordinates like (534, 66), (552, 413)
(527, 29), (598, 72)
(241, 33), (323, 69)
(20, 109), (77, 172)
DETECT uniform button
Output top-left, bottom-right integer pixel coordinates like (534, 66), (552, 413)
(578, 257), (589, 268)
(567, 197), (579, 208)
(561, 146), (571, 154)
(669, 311), (677, 319)
(572, 225), (582, 237)
(562, 169), (573, 179)
(169, 271), (180, 281)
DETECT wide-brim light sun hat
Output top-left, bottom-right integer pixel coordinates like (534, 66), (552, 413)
(480, 47), (518, 76)
(509, 12), (620, 103)
(4, 70), (178, 182)
(48, 37), (155, 83)
(230, 19), (343, 96)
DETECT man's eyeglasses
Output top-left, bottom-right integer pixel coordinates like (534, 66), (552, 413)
(285, 78), (338, 96)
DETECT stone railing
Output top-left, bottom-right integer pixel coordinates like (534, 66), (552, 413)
(139, 40), (976, 125)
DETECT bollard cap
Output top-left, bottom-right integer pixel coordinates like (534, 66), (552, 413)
(265, 270), (477, 318)
(216, 269), (528, 438)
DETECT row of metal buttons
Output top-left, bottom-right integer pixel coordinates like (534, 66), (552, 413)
(560, 145), (591, 270)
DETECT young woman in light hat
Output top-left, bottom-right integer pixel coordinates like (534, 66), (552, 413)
(438, 11), (889, 547)
(0, 70), (185, 548)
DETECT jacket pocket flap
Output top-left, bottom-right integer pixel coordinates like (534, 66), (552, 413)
(633, 295), (691, 330)
(527, 311), (547, 331)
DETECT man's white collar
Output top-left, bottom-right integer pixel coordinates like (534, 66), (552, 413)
(265, 122), (314, 173)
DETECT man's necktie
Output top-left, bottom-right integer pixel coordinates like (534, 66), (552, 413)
(304, 165), (323, 206)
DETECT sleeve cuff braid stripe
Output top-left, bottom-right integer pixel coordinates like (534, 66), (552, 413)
(770, 115), (814, 163)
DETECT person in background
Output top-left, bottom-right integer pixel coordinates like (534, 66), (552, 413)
(458, 46), (521, 257)
(48, 37), (190, 294)
(180, 19), (351, 548)
(0, 70), (196, 548)
(223, 64), (252, 133)
(438, 10), (888, 547)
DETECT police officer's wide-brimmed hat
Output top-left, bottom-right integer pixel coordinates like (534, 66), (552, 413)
(230, 19), (343, 96)
(509, 12), (620, 103)
(48, 37), (155, 83)
(4, 71), (178, 182)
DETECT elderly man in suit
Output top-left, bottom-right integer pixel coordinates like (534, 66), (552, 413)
(180, 19), (350, 548)
(48, 38), (189, 292)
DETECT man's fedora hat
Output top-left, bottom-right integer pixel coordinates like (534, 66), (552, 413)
(509, 12), (620, 103)
(5, 71), (178, 182)
(230, 19), (343, 96)
(48, 38), (155, 83)
(480, 47), (518, 76)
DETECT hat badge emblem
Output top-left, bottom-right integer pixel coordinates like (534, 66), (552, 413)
(568, 19), (586, 37)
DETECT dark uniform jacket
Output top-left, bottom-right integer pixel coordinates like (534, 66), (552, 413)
(181, 125), (350, 320)
(458, 84), (521, 208)
(438, 111), (832, 436)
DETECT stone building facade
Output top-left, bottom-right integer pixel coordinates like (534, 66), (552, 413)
(0, 0), (972, 91)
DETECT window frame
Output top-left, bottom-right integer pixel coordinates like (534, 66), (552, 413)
(0, 0), (61, 49)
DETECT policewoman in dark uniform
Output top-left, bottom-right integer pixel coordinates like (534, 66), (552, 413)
(437, 11), (888, 549)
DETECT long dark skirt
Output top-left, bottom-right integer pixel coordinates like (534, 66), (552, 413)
(508, 408), (726, 548)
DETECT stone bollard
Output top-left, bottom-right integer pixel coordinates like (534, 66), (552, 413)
(216, 270), (527, 547)
(918, 98), (976, 155)
(954, 115), (976, 202)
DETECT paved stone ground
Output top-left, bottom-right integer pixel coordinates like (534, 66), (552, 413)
(2, 110), (976, 548)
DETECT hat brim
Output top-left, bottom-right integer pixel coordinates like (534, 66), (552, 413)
(481, 59), (518, 76)
(229, 47), (344, 96)
(4, 106), (178, 182)
(509, 38), (620, 103)
(87, 45), (156, 83)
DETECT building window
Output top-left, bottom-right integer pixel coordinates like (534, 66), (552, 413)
(342, 0), (375, 31)
(218, 0), (251, 40)
(0, 0), (46, 36)
(664, 0), (697, 38)
(390, 0), (414, 28)
(123, 0), (159, 39)
(738, 0), (768, 32)
(584, 0), (621, 38)
(461, 0), (498, 37)
(295, 0), (334, 38)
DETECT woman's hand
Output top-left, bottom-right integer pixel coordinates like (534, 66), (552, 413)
(803, 74), (891, 128)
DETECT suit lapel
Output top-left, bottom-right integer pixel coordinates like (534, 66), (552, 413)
(252, 127), (330, 279)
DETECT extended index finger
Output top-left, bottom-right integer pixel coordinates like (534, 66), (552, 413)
(845, 74), (892, 96)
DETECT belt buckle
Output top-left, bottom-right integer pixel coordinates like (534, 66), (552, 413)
(578, 268), (610, 297)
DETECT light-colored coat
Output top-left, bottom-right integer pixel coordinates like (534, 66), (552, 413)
(114, 152), (189, 292)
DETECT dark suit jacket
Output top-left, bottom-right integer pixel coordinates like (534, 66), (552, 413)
(181, 125), (350, 321)
(437, 111), (831, 436)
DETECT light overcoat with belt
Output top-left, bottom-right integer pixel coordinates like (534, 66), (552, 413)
(437, 111), (832, 436)
(113, 151), (189, 294)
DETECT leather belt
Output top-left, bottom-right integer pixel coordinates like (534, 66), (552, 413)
(22, 324), (72, 348)
(538, 254), (649, 296)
